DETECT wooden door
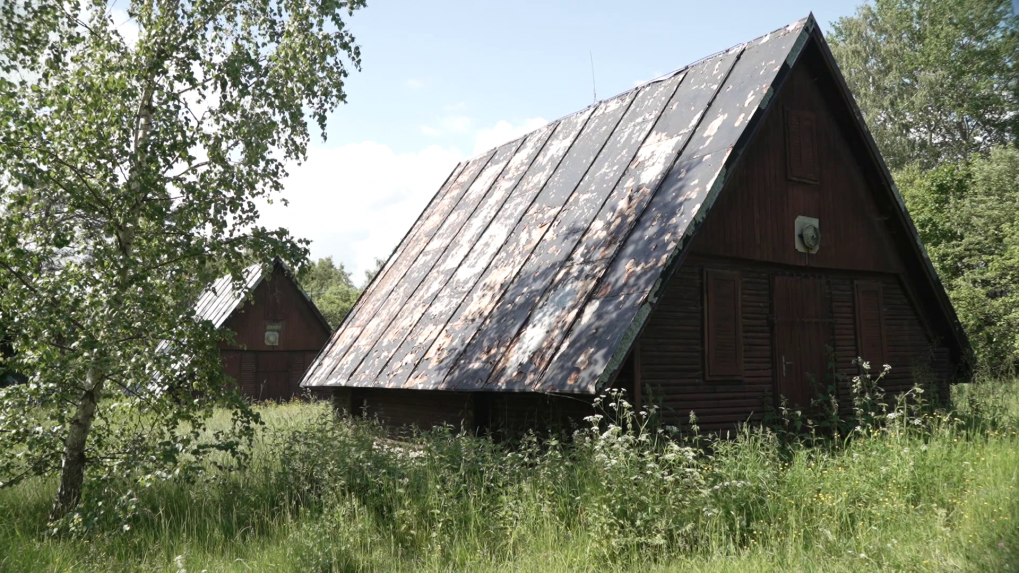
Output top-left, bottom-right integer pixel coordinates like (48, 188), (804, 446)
(257, 353), (290, 401)
(772, 275), (831, 408)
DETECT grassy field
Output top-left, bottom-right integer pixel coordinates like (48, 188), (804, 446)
(1, 379), (1018, 572)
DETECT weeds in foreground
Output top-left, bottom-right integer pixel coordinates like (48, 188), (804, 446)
(1, 375), (1018, 572)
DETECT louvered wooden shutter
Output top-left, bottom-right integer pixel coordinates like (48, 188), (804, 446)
(786, 108), (819, 183)
(704, 269), (743, 379)
(240, 352), (257, 396)
(854, 281), (886, 367)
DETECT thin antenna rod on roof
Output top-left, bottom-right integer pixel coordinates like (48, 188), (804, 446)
(589, 50), (597, 104)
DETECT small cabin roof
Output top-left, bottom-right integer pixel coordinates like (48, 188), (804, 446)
(194, 263), (265, 329)
(193, 258), (331, 332)
(302, 14), (969, 395)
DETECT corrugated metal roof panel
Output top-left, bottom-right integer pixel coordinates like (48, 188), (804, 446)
(303, 16), (815, 394)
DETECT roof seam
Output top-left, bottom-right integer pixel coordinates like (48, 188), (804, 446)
(472, 89), (653, 391)
(431, 105), (606, 391)
(303, 161), (468, 385)
(395, 114), (591, 391)
(364, 124), (564, 389)
(322, 151), (501, 385)
(480, 75), (690, 393)
(350, 138), (530, 387)
(572, 42), (750, 393)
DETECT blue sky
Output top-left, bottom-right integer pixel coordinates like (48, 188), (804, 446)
(259, 0), (864, 280)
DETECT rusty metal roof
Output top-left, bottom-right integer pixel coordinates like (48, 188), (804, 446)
(302, 16), (818, 394)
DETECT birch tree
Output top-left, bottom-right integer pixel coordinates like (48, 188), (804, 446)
(0, 0), (364, 522)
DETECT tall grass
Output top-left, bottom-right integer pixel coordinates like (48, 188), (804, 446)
(1, 377), (1018, 572)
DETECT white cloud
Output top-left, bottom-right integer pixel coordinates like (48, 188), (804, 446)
(405, 78), (425, 90)
(473, 117), (548, 155)
(263, 117), (549, 277)
(109, 7), (139, 47)
(261, 142), (463, 278)
(419, 114), (475, 138)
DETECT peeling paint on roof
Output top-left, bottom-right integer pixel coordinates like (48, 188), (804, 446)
(193, 263), (265, 328)
(302, 16), (817, 394)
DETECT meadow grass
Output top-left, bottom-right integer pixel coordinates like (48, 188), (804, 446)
(1, 379), (1017, 572)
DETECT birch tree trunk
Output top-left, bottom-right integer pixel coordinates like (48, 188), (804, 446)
(50, 369), (104, 520)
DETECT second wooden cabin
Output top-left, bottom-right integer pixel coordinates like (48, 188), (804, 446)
(198, 259), (332, 401)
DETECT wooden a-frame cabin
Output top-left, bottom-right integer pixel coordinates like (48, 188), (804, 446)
(302, 15), (971, 432)
(198, 259), (332, 402)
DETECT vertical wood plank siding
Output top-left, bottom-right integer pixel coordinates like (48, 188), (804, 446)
(692, 58), (904, 275)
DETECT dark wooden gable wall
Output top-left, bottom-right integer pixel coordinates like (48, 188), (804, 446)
(691, 58), (906, 275)
(222, 268), (330, 353)
(634, 44), (952, 430)
(221, 267), (331, 401)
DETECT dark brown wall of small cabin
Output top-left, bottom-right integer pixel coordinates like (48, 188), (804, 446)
(220, 268), (331, 401)
(635, 51), (953, 430)
(222, 269), (331, 352)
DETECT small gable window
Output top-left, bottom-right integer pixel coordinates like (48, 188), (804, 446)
(704, 268), (744, 379)
(854, 280), (887, 368)
(786, 108), (819, 183)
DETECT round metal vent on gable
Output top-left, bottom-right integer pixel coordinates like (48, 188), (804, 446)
(265, 321), (282, 346)
(794, 215), (821, 254)
(801, 224), (820, 250)
(265, 331), (280, 346)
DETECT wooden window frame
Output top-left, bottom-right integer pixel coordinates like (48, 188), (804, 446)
(785, 107), (820, 184)
(853, 280), (887, 368)
(704, 268), (744, 380)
